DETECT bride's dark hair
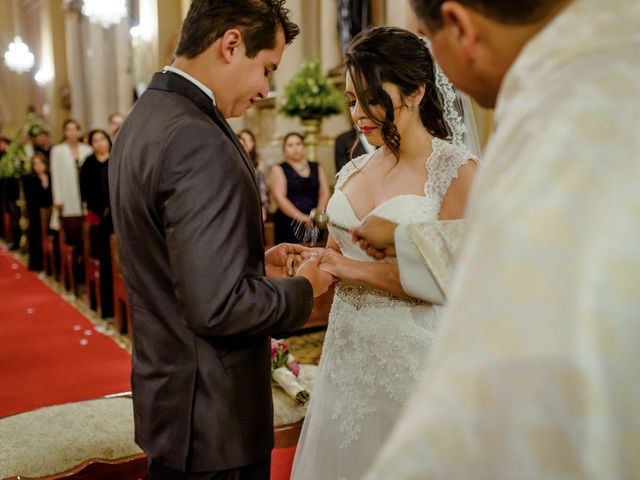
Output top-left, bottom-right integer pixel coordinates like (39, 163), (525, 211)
(345, 26), (448, 159)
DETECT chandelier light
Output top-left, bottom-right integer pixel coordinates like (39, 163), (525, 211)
(82, 0), (128, 29)
(3, 0), (35, 73)
(4, 36), (35, 73)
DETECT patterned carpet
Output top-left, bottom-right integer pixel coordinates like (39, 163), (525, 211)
(282, 329), (326, 365)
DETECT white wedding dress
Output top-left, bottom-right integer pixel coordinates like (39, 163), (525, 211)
(291, 138), (477, 480)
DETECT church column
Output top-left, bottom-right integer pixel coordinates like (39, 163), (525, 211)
(319, 0), (349, 142)
(135, 0), (159, 86)
(157, 0), (181, 67)
(385, 0), (419, 31)
(0, 0), (30, 134)
(63, 7), (89, 129)
(112, 20), (133, 117)
(320, 0), (341, 74)
(42, 0), (71, 134)
(180, 0), (190, 20)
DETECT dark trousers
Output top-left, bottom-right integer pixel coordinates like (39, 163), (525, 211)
(148, 455), (271, 480)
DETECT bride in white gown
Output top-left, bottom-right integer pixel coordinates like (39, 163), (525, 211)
(290, 27), (479, 480)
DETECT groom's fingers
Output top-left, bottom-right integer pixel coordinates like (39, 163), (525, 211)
(286, 254), (295, 276)
(280, 243), (311, 255)
(366, 246), (386, 259)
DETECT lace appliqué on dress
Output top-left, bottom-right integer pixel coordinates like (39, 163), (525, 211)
(318, 284), (441, 448)
(425, 138), (478, 205)
(305, 139), (471, 452)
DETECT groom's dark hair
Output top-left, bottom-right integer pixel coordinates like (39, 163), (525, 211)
(176, 0), (300, 59)
(411, 0), (566, 29)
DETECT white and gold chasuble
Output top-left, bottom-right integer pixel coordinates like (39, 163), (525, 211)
(365, 0), (640, 478)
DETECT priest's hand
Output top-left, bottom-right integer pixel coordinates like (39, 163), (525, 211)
(265, 243), (312, 278)
(352, 215), (398, 259)
(296, 254), (335, 297)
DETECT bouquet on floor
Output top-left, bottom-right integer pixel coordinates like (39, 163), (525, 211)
(271, 339), (309, 405)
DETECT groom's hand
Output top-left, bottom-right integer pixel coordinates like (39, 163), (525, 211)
(352, 216), (398, 259)
(265, 243), (312, 278)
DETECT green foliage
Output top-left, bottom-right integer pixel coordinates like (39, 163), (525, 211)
(0, 139), (29, 179)
(279, 58), (343, 119)
(0, 113), (46, 179)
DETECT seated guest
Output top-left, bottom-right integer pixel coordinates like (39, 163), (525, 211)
(238, 128), (269, 221)
(50, 119), (92, 230)
(30, 126), (52, 159)
(79, 129), (113, 318)
(0, 177), (20, 250)
(108, 112), (125, 139)
(24, 152), (53, 271)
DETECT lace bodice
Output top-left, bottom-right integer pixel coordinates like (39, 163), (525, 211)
(329, 137), (476, 256)
(322, 138), (474, 441)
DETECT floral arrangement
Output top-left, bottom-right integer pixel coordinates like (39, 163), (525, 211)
(271, 338), (309, 404)
(0, 113), (47, 179)
(271, 338), (301, 375)
(0, 137), (30, 179)
(278, 58), (343, 120)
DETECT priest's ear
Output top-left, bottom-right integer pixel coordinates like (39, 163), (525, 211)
(439, 1), (479, 63)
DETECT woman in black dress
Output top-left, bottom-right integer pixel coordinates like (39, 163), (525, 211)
(79, 129), (113, 318)
(270, 132), (330, 244)
(24, 152), (53, 270)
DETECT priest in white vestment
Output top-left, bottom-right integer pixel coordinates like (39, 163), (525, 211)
(359, 0), (640, 478)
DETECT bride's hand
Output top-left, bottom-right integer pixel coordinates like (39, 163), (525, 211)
(317, 249), (348, 279)
(298, 247), (327, 261)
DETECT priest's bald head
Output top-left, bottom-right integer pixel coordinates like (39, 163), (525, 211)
(409, 0), (573, 107)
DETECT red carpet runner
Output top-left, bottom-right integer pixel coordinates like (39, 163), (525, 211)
(0, 246), (131, 417)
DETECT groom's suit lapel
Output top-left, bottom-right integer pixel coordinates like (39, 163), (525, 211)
(147, 71), (259, 193)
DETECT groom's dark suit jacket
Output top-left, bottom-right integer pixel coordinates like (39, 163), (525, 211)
(109, 71), (313, 472)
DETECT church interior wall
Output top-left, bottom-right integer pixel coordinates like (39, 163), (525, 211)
(1, 0), (493, 179)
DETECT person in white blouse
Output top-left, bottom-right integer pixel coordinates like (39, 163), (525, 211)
(49, 119), (92, 230)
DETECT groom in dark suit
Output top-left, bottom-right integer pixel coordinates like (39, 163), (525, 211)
(109, 1), (334, 478)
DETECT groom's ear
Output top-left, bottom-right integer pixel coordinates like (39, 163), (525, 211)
(220, 28), (244, 63)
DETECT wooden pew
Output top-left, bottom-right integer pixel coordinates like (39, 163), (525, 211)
(83, 222), (102, 315)
(264, 221), (275, 250)
(59, 215), (84, 295)
(39, 207), (57, 279)
(110, 234), (131, 336)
